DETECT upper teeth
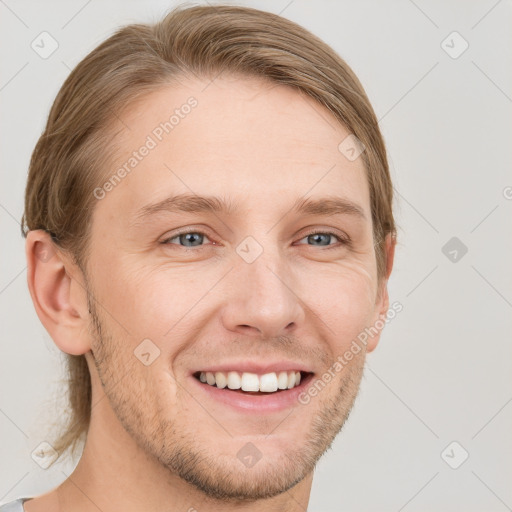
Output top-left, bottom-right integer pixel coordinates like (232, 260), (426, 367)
(199, 371), (302, 392)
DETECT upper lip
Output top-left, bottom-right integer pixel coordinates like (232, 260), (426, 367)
(191, 361), (314, 376)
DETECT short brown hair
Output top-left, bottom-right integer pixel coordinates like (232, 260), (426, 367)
(22, 3), (397, 461)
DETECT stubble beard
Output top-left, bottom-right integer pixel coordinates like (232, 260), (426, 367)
(86, 291), (366, 503)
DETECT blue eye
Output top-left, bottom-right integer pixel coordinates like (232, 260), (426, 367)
(162, 230), (349, 250)
(163, 231), (212, 247)
(296, 231), (348, 248)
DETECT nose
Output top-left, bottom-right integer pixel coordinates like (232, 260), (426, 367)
(220, 245), (306, 339)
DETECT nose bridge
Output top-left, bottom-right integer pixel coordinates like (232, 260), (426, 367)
(222, 233), (304, 336)
(241, 239), (288, 299)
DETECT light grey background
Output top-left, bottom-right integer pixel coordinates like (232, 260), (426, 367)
(1, 0), (511, 510)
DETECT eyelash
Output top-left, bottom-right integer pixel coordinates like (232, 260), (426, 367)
(161, 228), (350, 250)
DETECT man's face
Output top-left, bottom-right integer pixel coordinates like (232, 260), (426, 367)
(83, 74), (387, 501)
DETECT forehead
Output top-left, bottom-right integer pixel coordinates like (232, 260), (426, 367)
(94, 74), (370, 224)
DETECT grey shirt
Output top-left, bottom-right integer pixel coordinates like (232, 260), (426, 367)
(0, 498), (31, 512)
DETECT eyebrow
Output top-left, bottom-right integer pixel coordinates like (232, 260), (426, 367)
(133, 193), (367, 223)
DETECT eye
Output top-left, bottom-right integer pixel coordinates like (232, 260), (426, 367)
(161, 229), (350, 250)
(162, 230), (213, 248)
(296, 230), (349, 249)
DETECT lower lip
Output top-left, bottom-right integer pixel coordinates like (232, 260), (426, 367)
(190, 373), (314, 413)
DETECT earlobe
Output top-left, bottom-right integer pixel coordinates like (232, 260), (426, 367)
(366, 233), (397, 353)
(26, 230), (91, 355)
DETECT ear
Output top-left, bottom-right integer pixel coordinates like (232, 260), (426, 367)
(26, 230), (91, 355)
(366, 233), (396, 353)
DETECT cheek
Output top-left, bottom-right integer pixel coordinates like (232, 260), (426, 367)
(97, 261), (209, 343)
(305, 260), (377, 346)
(93, 244), (378, 346)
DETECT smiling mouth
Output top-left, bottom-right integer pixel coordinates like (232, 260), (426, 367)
(193, 370), (313, 394)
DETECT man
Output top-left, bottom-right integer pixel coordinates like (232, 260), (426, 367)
(4, 4), (396, 511)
